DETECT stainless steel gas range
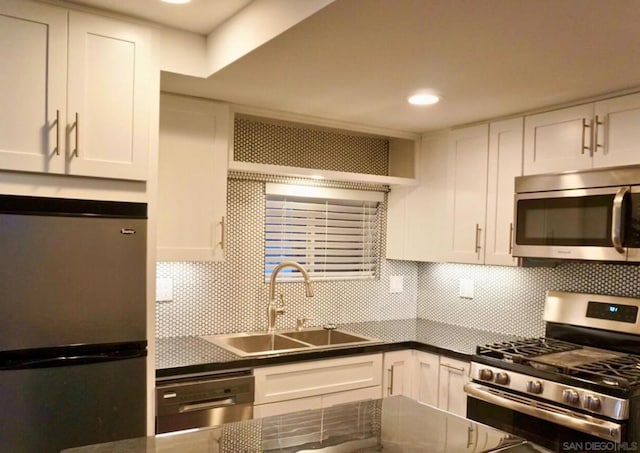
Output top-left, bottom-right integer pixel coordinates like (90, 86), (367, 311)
(465, 291), (640, 452)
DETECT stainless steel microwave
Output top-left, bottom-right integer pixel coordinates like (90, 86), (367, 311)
(513, 165), (640, 262)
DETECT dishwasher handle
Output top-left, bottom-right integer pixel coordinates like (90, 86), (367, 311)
(179, 397), (236, 413)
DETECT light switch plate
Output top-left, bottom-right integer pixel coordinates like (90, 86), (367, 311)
(156, 277), (173, 302)
(459, 278), (474, 299)
(389, 275), (404, 293)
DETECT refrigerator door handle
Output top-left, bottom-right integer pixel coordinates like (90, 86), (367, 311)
(1, 350), (146, 370)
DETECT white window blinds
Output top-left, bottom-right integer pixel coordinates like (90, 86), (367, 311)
(265, 183), (383, 281)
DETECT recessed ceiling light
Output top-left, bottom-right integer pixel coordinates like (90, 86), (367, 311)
(160, 0), (192, 4)
(407, 93), (440, 106)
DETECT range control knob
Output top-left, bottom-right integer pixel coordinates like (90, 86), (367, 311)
(478, 369), (494, 381)
(562, 389), (580, 405)
(495, 372), (510, 385)
(526, 380), (543, 394)
(584, 395), (601, 412)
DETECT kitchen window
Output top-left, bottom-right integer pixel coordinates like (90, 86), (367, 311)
(264, 183), (382, 281)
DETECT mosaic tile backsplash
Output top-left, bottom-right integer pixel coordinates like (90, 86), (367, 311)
(156, 178), (417, 338)
(417, 261), (640, 338)
(157, 178), (640, 339)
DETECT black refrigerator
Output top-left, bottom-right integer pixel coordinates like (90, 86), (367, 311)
(0, 195), (147, 452)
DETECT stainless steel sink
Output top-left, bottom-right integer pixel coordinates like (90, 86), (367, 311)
(280, 329), (370, 346)
(201, 327), (381, 357)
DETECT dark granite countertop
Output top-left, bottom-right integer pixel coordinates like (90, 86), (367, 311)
(156, 318), (520, 378)
(64, 395), (535, 453)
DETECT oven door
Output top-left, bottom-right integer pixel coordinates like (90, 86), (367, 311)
(465, 383), (625, 451)
(513, 186), (631, 262)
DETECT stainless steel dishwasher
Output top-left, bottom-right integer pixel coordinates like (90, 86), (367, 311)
(156, 371), (254, 434)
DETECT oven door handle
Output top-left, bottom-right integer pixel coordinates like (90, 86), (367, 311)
(464, 383), (622, 443)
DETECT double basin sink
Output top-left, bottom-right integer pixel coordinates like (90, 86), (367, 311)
(201, 327), (381, 357)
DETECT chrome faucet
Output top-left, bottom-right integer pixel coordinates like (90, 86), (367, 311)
(268, 261), (314, 333)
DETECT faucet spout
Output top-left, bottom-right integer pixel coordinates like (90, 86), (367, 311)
(268, 261), (314, 332)
(269, 261), (314, 301)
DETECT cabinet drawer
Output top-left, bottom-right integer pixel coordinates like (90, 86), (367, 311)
(254, 354), (382, 404)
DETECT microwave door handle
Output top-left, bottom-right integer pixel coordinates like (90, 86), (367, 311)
(611, 187), (629, 254)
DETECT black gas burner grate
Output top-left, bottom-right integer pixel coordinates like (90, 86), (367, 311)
(573, 356), (640, 387)
(476, 337), (579, 364)
(477, 337), (640, 388)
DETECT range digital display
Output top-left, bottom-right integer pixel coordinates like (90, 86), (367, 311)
(586, 301), (638, 324)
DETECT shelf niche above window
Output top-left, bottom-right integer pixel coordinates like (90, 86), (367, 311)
(229, 112), (419, 186)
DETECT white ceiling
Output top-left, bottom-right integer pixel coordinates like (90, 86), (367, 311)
(64, 0), (253, 34)
(68, 0), (640, 134)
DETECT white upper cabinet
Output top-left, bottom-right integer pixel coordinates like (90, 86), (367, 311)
(524, 93), (640, 175)
(157, 94), (229, 262)
(444, 124), (489, 264)
(386, 132), (448, 262)
(387, 121), (522, 267)
(484, 118), (523, 267)
(66, 11), (150, 180)
(523, 104), (593, 175)
(593, 93), (640, 168)
(0, 0), (67, 173)
(0, 0), (150, 181)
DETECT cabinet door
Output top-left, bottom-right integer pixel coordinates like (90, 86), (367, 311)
(67, 11), (150, 180)
(411, 350), (439, 406)
(0, 0), (66, 174)
(485, 118), (522, 267)
(157, 94), (229, 262)
(593, 93), (640, 168)
(444, 125), (489, 264)
(383, 350), (413, 397)
(523, 104), (594, 175)
(254, 354), (382, 405)
(437, 357), (470, 417)
(386, 132), (448, 262)
(321, 386), (381, 407)
(253, 396), (321, 419)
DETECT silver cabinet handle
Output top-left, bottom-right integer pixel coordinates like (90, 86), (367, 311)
(466, 425), (475, 448)
(474, 224), (482, 253)
(55, 109), (61, 156)
(581, 118), (591, 155)
(594, 115), (603, 152)
(441, 363), (465, 373)
(73, 112), (80, 158)
(508, 222), (513, 254)
(612, 187), (629, 254)
(387, 365), (394, 395)
(219, 216), (226, 249)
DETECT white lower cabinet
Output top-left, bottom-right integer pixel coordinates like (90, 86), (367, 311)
(411, 350), (440, 406)
(382, 350), (413, 397)
(253, 354), (383, 417)
(437, 357), (471, 417)
(383, 350), (470, 416)
(253, 351), (470, 419)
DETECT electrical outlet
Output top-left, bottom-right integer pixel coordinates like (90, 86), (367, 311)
(459, 278), (474, 299)
(389, 275), (404, 293)
(156, 277), (173, 302)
